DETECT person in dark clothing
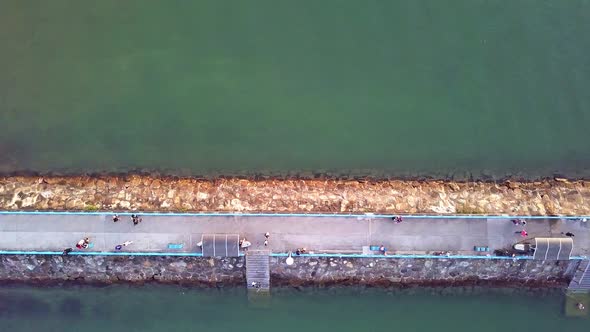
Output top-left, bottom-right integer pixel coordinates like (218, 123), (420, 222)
(62, 248), (73, 256)
(112, 214), (119, 222)
(132, 214), (142, 225)
(564, 232), (575, 237)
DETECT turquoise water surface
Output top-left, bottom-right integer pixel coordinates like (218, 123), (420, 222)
(1, 0), (589, 178)
(0, 286), (587, 332)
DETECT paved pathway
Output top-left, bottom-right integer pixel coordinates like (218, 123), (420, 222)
(0, 213), (587, 255)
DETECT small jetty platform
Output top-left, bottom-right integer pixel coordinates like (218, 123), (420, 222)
(568, 259), (590, 293)
(246, 250), (271, 291)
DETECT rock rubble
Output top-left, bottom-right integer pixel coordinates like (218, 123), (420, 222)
(1, 175), (589, 215)
(0, 255), (578, 288)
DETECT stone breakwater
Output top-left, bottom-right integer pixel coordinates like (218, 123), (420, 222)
(270, 257), (579, 288)
(0, 255), (581, 288)
(0, 255), (245, 286)
(1, 175), (589, 215)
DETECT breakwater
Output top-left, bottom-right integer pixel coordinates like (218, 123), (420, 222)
(0, 255), (580, 288)
(1, 175), (590, 215)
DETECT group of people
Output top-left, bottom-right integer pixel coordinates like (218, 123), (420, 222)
(63, 236), (134, 254)
(513, 219), (576, 238)
(63, 237), (91, 255)
(512, 219), (529, 238)
(295, 247), (307, 255)
(239, 232), (271, 250)
(76, 237), (90, 249)
(63, 214), (142, 255)
(113, 214), (142, 226)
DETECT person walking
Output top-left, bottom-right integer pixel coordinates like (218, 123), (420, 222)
(62, 248), (73, 256)
(520, 230), (528, 238)
(112, 214), (119, 222)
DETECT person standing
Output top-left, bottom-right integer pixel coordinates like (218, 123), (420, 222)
(132, 215), (142, 226)
(264, 232), (270, 247)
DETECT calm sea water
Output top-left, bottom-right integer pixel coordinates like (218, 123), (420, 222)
(0, 286), (587, 332)
(1, 0), (590, 179)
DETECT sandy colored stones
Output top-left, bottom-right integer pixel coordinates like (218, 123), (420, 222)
(0, 175), (589, 215)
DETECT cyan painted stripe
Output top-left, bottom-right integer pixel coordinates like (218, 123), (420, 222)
(270, 253), (588, 260)
(0, 210), (588, 219)
(269, 253), (535, 260)
(0, 250), (248, 257)
(0, 250), (584, 260)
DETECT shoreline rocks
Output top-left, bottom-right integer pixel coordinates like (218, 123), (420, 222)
(0, 255), (578, 289)
(1, 175), (589, 215)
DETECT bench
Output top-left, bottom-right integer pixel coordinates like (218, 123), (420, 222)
(167, 243), (184, 249)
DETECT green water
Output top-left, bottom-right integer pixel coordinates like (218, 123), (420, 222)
(1, 0), (590, 178)
(0, 286), (587, 331)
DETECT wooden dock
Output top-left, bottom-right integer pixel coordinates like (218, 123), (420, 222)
(246, 250), (270, 291)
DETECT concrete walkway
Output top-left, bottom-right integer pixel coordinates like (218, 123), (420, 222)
(0, 213), (587, 256)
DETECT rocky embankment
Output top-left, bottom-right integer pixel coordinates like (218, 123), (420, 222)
(0, 255), (244, 286)
(0, 255), (578, 288)
(0, 175), (589, 215)
(270, 256), (578, 288)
